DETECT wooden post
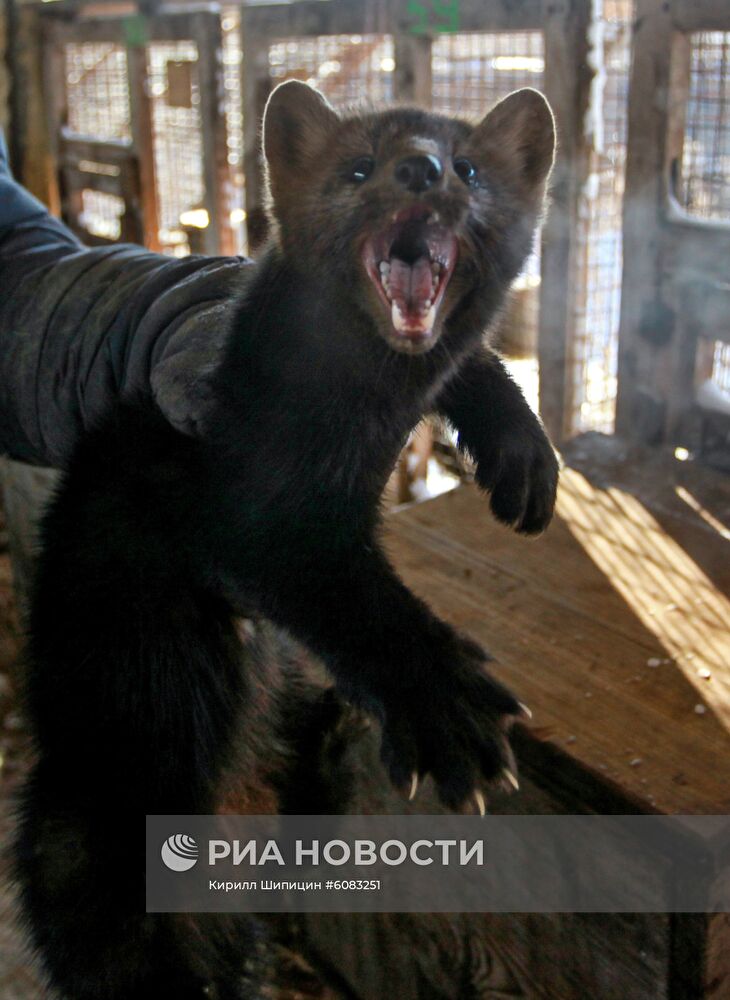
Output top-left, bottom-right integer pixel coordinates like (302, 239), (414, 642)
(539, 0), (593, 443)
(192, 10), (235, 257)
(127, 22), (161, 252)
(392, 32), (432, 106)
(10, 5), (57, 208)
(240, 10), (272, 253)
(614, 0), (675, 442)
(40, 18), (66, 218)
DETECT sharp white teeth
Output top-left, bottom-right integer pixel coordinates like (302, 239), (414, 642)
(379, 261), (390, 276)
(392, 300), (407, 332)
(391, 300), (436, 333)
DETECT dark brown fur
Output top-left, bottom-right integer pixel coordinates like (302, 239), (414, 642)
(15, 84), (558, 998)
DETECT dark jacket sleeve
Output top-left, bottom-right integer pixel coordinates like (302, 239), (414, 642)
(0, 129), (249, 468)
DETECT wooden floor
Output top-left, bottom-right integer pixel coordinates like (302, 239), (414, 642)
(0, 433), (729, 996)
(386, 433), (730, 816)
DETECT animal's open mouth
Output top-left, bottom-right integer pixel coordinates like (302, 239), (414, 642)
(363, 206), (458, 345)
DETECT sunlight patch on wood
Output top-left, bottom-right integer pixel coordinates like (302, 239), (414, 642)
(557, 468), (730, 727)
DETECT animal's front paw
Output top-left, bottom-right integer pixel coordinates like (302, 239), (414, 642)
(474, 425), (559, 535)
(378, 636), (526, 812)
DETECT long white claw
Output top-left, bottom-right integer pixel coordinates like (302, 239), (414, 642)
(474, 790), (487, 817)
(518, 701), (533, 720)
(503, 768), (520, 791)
(408, 772), (419, 801)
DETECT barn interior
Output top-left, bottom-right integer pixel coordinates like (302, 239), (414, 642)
(0, 0), (729, 996)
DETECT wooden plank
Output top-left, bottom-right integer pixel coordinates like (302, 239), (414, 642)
(240, 12), (273, 252)
(191, 10), (235, 256)
(11, 6), (57, 207)
(538, 0), (593, 442)
(659, 31), (699, 442)
(392, 32), (432, 106)
(384, 448), (730, 815)
(615, 0), (674, 443)
(243, 0), (380, 40)
(674, 0), (730, 32)
(392, 0), (543, 34)
(39, 17), (66, 217)
(42, 15), (127, 46)
(59, 133), (133, 161)
(60, 165), (124, 198)
(127, 39), (160, 251)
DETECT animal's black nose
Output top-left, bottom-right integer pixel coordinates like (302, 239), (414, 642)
(394, 154), (443, 193)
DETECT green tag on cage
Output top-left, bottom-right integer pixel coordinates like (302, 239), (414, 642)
(123, 16), (148, 48)
(407, 0), (460, 34)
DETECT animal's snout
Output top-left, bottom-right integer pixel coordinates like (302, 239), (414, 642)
(394, 154), (444, 193)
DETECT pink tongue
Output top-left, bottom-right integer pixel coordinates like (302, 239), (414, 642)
(388, 257), (432, 312)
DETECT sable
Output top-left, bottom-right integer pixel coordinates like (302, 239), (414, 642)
(15, 82), (558, 998)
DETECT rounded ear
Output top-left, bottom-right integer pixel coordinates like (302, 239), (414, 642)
(471, 88), (556, 190)
(263, 81), (339, 203)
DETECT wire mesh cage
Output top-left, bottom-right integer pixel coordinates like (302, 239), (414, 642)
(268, 34), (394, 107)
(681, 32), (730, 221)
(222, 9), (246, 254)
(681, 32), (730, 399)
(711, 342), (730, 395)
(568, 0), (632, 436)
(431, 31), (545, 118)
(78, 189), (125, 241)
(146, 41), (206, 255)
(431, 31), (544, 404)
(64, 43), (131, 141)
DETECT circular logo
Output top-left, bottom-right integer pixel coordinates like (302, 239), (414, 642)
(161, 834), (199, 872)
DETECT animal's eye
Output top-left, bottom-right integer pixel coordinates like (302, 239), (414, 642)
(453, 157), (477, 186)
(349, 156), (375, 183)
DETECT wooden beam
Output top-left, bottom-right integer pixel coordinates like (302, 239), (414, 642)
(392, 32), (432, 106)
(58, 133), (133, 161)
(39, 16), (65, 217)
(614, 0), (675, 443)
(240, 10), (272, 253)
(538, 0), (593, 443)
(673, 0), (730, 32)
(243, 0), (378, 40)
(10, 5), (57, 207)
(393, 0), (543, 34)
(127, 35), (161, 251)
(44, 16), (127, 46)
(192, 10), (235, 256)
